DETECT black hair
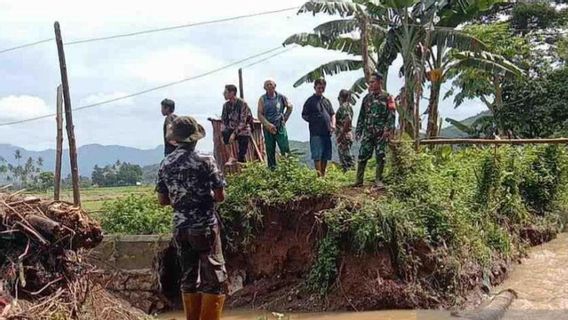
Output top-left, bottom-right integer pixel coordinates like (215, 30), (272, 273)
(371, 72), (384, 80)
(314, 78), (327, 87)
(161, 98), (175, 112)
(338, 89), (351, 102)
(225, 84), (238, 94)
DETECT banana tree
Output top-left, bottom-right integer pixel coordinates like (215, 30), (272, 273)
(423, 33), (523, 138)
(445, 22), (530, 133)
(283, 0), (390, 98)
(390, 0), (514, 139)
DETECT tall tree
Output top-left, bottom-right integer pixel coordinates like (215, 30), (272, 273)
(446, 23), (530, 118)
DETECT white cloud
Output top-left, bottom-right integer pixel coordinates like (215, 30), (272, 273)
(0, 95), (52, 121)
(0, 0), (489, 152)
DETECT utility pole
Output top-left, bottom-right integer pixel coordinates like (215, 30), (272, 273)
(238, 68), (244, 99)
(54, 22), (81, 206)
(54, 85), (63, 200)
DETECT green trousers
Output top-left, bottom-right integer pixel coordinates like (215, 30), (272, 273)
(263, 125), (290, 169)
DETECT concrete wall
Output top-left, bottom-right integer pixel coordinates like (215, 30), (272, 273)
(91, 234), (171, 270)
(89, 234), (174, 314)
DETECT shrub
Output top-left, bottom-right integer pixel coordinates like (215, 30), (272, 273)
(99, 194), (172, 234)
(307, 234), (339, 296)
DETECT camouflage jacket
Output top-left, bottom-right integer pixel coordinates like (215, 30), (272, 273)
(156, 145), (226, 230)
(221, 98), (252, 136)
(335, 102), (354, 141)
(355, 92), (396, 138)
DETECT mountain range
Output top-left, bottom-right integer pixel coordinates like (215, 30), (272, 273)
(0, 144), (164, 177)
(0, 113), (480, 177)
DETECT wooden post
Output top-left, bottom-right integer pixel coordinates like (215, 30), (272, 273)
(54, 22), (80, 206)
(54, 85), (63, 200)
(238, 68), (244, 99)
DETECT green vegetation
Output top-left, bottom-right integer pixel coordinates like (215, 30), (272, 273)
(307, 142), (568, 296)
(219, 157), (343, 250)
(99, 194), (172, 234)
(91, 161), (143, 187)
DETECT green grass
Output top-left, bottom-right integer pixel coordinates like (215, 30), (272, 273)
(32, 185), (154, 213)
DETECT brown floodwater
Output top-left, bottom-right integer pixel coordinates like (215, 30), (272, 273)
(496, 232), (568, 320)
(158, 309), (452, 320)
(159, 233), (568, 320)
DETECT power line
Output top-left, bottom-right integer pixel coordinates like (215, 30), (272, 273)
(0, 38), (53, 55)
(0, 46), (284, 127)
(241, 46), (296, 69)
(64, 7), (299, 46)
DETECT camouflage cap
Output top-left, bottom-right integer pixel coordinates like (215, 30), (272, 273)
(166, 116), (206, 143)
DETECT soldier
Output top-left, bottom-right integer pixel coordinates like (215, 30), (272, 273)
(156, 116), (227, 320)
(335, 89), (355, 172)
(161, 98), (178, 156)
(257, 79), (293, 169)
(354, 73), (396, 188)
(221, 84), (253, 163)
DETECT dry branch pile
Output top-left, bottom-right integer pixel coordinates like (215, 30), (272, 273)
(0, 191), (148, 320)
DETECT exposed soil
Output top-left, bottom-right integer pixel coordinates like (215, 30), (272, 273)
(156, 188), (559, 314)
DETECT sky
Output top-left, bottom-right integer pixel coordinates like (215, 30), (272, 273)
(0, 0), (488, 152)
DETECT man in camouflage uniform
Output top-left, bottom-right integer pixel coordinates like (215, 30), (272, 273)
(335, 89), (355, 172)
(355, 73), (396, 188)
(156, 116), (227, 320)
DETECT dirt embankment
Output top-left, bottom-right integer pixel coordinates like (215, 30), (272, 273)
(155, 191), (558, 313)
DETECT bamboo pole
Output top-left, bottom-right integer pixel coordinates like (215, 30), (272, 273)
(54, 85), (63, 200)
(392, 138), (568, 145)
(54, 22), (80, 206)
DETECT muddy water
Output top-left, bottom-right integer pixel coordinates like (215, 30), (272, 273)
(159, 233), (568, 320)
(496, 232), (568, 320)
(158, 309), (452, 320)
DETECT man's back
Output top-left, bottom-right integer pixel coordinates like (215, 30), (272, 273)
(156, 147), (225, 229)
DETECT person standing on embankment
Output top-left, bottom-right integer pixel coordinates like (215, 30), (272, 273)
(335, 89), (355, 172)
(161, 98), (178, 156)
(257, 79), (293, 169)
(354, 73), (396, 188)
(221, 84), (253, 164)
(302, 78), (336, 177)
(156, 116), (228, 320)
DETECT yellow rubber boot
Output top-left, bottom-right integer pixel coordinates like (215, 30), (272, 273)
(199, 293), (225, 320)
(182, 292), (202, 320)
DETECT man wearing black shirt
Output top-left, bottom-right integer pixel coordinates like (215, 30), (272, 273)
(161, 98), (178, 156)
(302, 78), (336, 177)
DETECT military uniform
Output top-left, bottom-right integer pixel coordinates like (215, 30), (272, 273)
(355, 92), (396, 186)
(156, 116), (227, 320)
(335, 102), (354, 171)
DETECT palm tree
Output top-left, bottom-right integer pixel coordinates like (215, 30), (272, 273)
(14, 149), (21, 165)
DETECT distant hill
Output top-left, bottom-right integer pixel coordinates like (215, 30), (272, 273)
(2, 112), (482, 183)
(440, 111), (492, 138)
(0, 144), (164, 177)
